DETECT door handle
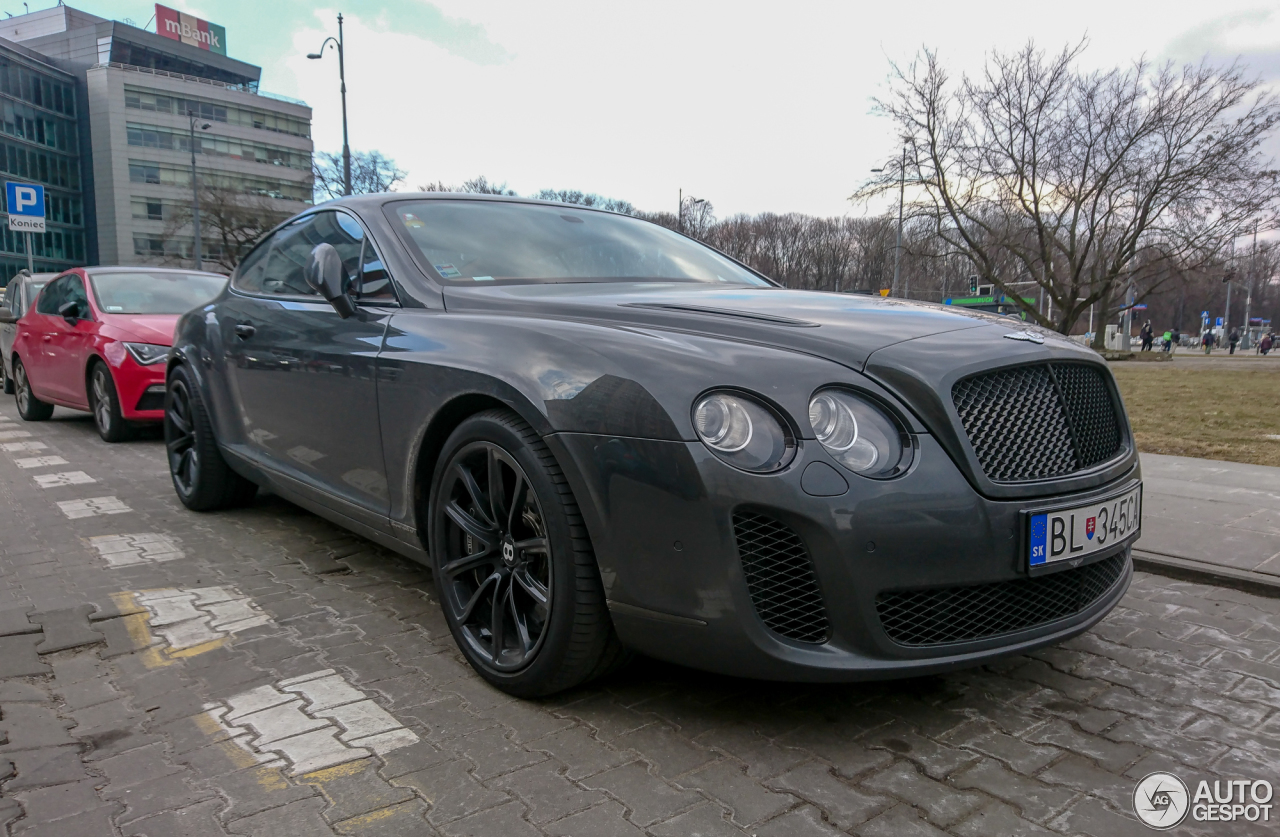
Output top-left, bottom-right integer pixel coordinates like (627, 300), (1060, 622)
(234, 324), (256, 339)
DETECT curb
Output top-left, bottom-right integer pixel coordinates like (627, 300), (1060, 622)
(1132, 549), (1280, 599)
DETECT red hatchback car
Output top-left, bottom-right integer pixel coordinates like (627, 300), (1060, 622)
(3, 267), (226, 441)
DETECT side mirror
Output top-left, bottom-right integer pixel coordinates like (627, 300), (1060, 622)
(304, 243), (356, 318)
(57, 300), (81, 323)
(0, 307), (15, 324)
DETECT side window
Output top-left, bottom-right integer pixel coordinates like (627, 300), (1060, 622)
(258, 211), (362, 298)
(63, 277), (89, 318)
(231, 234), (275, 294)
(2, 281), (15, 312)
(355, 236), (397, 304)
(35, 277), (67, 315)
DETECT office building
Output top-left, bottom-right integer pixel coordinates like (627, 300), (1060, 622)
(0, 38), (85, 279)
(0, 5), (312, 273)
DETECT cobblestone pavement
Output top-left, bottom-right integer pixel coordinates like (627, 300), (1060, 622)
(0, 403), (1277, 837)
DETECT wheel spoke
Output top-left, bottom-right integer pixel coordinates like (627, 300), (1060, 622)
(488, 572), (508, 661)
(513, 536), (548, 555)
(509, 587), (533, 656)
(458, 569), (502, 623)
(445, 500), (497, 546)
(487, 448), (509, 532)
(455, 463), (495, 528)
(506, 472), (525, 533)
(512, 567), (549, 606)
(167, 436), (191, 455)
(439, 548), (496, 579)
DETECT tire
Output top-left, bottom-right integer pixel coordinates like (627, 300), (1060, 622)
(13, 356), (53, 421)
(1, 361), (12, 395)
(165, 364), (257, 511)
(89, 362), (133, 443)
(429, 409), (629, 697)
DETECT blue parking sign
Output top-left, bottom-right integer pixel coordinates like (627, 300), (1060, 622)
(5, 181), (45, 233)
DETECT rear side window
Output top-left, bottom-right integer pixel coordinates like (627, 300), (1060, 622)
(232, 237), (274, 294)
(2, 281), (14, 312)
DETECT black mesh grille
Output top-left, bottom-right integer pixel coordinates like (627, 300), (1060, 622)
(135, 390), (165, 412)
(733, 512), (829, 643)
(876, 553), (1127, 647)
(952, 363), (1123, 482)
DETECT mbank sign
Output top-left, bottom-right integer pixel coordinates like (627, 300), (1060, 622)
(155, 4), (227, 56)
(5, 181), (45, 233)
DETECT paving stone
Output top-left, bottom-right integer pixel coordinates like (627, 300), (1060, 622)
(752, 804), (847, 837)
(226, 797), (331, 836)
(0, 634), (51, 678)
(487, 760), (604, 825)
(395, 759), (509, 825)
(766, 761), (892, 830)
(525, 725), (628, 781)
(10, 805), (119, 837)
(0, 605), (37, 636)
(613, 723), (717, 778)
(856, 804), (952, 837)
(332, 799), (434, 836)
(449, 725), (546, 780)
(648, 802), (750, 836)
(952, 801), (1056, 836)
(0, 704), (77, 751)
(861, 760), (985, 827)
(439, 800), (542, 837)
(121, 798), (229, 837)
(300, 757), (416, 823)
(580, 760), (702, 827)
(676, 759), (794, 825)
(541, 800), (646, 837)
(951, 758), (1078, 823)
(3, 745), (88, 790)
(9, 778), (118, 825)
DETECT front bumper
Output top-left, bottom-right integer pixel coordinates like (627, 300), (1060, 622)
(109, 353), (167, 421)
(551, 431), (1136, 681)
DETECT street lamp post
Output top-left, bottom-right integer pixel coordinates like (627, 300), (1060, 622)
(871, 145), (907, 297)
(308, 14), (351, 196)
(188, 112), (211, 270)
(678, 189), (706, 236)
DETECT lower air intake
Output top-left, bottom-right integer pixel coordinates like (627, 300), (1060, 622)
(875, 553), (1127, 647)
(733, 511), (829, 644)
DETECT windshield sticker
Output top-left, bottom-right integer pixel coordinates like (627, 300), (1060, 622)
(107, 305), (124, 311)
(472, 276), (495, 282)
(434, 264), (462, 278)
(402, 213), (425, 229)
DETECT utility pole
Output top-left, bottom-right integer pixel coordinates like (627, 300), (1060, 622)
(892, 145), (905, 298)
(188, 112), (210, 270)
(308, 14), (351, 196)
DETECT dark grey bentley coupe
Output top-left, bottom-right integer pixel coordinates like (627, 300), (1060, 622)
(166, 194), (1140, 696)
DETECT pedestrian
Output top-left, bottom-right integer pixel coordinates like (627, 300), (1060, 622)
(1162, 330), (1172, 352)
(1170, 328), (1180, 355)
(1261, 333), (1273, 356)
(1202, 331), (1215, 354)
(1229, 327), (1240, 355)
(1140, 320), (1154, 351)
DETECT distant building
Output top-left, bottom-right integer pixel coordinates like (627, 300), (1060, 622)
(0, 38), (85, 279)
(0, 5), (312, 276)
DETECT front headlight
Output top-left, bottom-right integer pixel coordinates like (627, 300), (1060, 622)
(123, 342), (169, 365)
(809, 389), (912, 478)
(693, 391), (793, 472)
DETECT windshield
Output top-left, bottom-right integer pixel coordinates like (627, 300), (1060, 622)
(89, 272), (227, 315)
(386, 200), (771, 286)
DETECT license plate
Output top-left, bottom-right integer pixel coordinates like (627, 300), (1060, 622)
(1027, 484), (1141, 570)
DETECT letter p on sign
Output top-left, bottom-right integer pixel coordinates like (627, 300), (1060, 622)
(6, 181), (46, 233)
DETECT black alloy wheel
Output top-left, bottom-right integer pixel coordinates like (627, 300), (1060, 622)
(89, 363), (132, 443)
(165, 364), (257, 510)
(13, 356), (52, 421)
(430, 410), (629, 696)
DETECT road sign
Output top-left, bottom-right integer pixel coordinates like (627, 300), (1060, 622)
(1215, 317), (1223, 327)
(879, 289), (890, 297)
(1133, 304), (1147, 310)
(5, 182), (45, 233)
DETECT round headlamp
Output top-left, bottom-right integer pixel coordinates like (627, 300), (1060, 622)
(809, 389), (912, 478)
(693, 392), (793, 472)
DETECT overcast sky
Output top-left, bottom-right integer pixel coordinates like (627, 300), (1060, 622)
(68, 0), (1280, 218)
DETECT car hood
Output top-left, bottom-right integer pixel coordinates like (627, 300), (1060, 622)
(101, 313), (180, 345)
(442, 283), (1008, 371)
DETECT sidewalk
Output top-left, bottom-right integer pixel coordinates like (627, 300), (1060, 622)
(1137, 452), (1280, 593)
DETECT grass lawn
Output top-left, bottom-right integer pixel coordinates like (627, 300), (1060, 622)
(1110, 359), (1280, 467)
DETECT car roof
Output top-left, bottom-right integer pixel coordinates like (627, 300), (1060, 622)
(83, 266), (226, 279)
(316, 191), (626, 216)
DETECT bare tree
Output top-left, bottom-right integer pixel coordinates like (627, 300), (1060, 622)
(854, 42), (1280, 337)
(534, 189), (637, 215)
(162, 184), (293, 272)
(314, 150), (407, 200)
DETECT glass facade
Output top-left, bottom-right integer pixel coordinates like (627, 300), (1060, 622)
(125, 87), (309, 138)
(126, 122), (309, 170)
(128, 158), (311, 202)
(0, 49), (85, 284)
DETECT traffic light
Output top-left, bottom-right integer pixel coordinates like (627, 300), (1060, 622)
(968, 275), (978, 295)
